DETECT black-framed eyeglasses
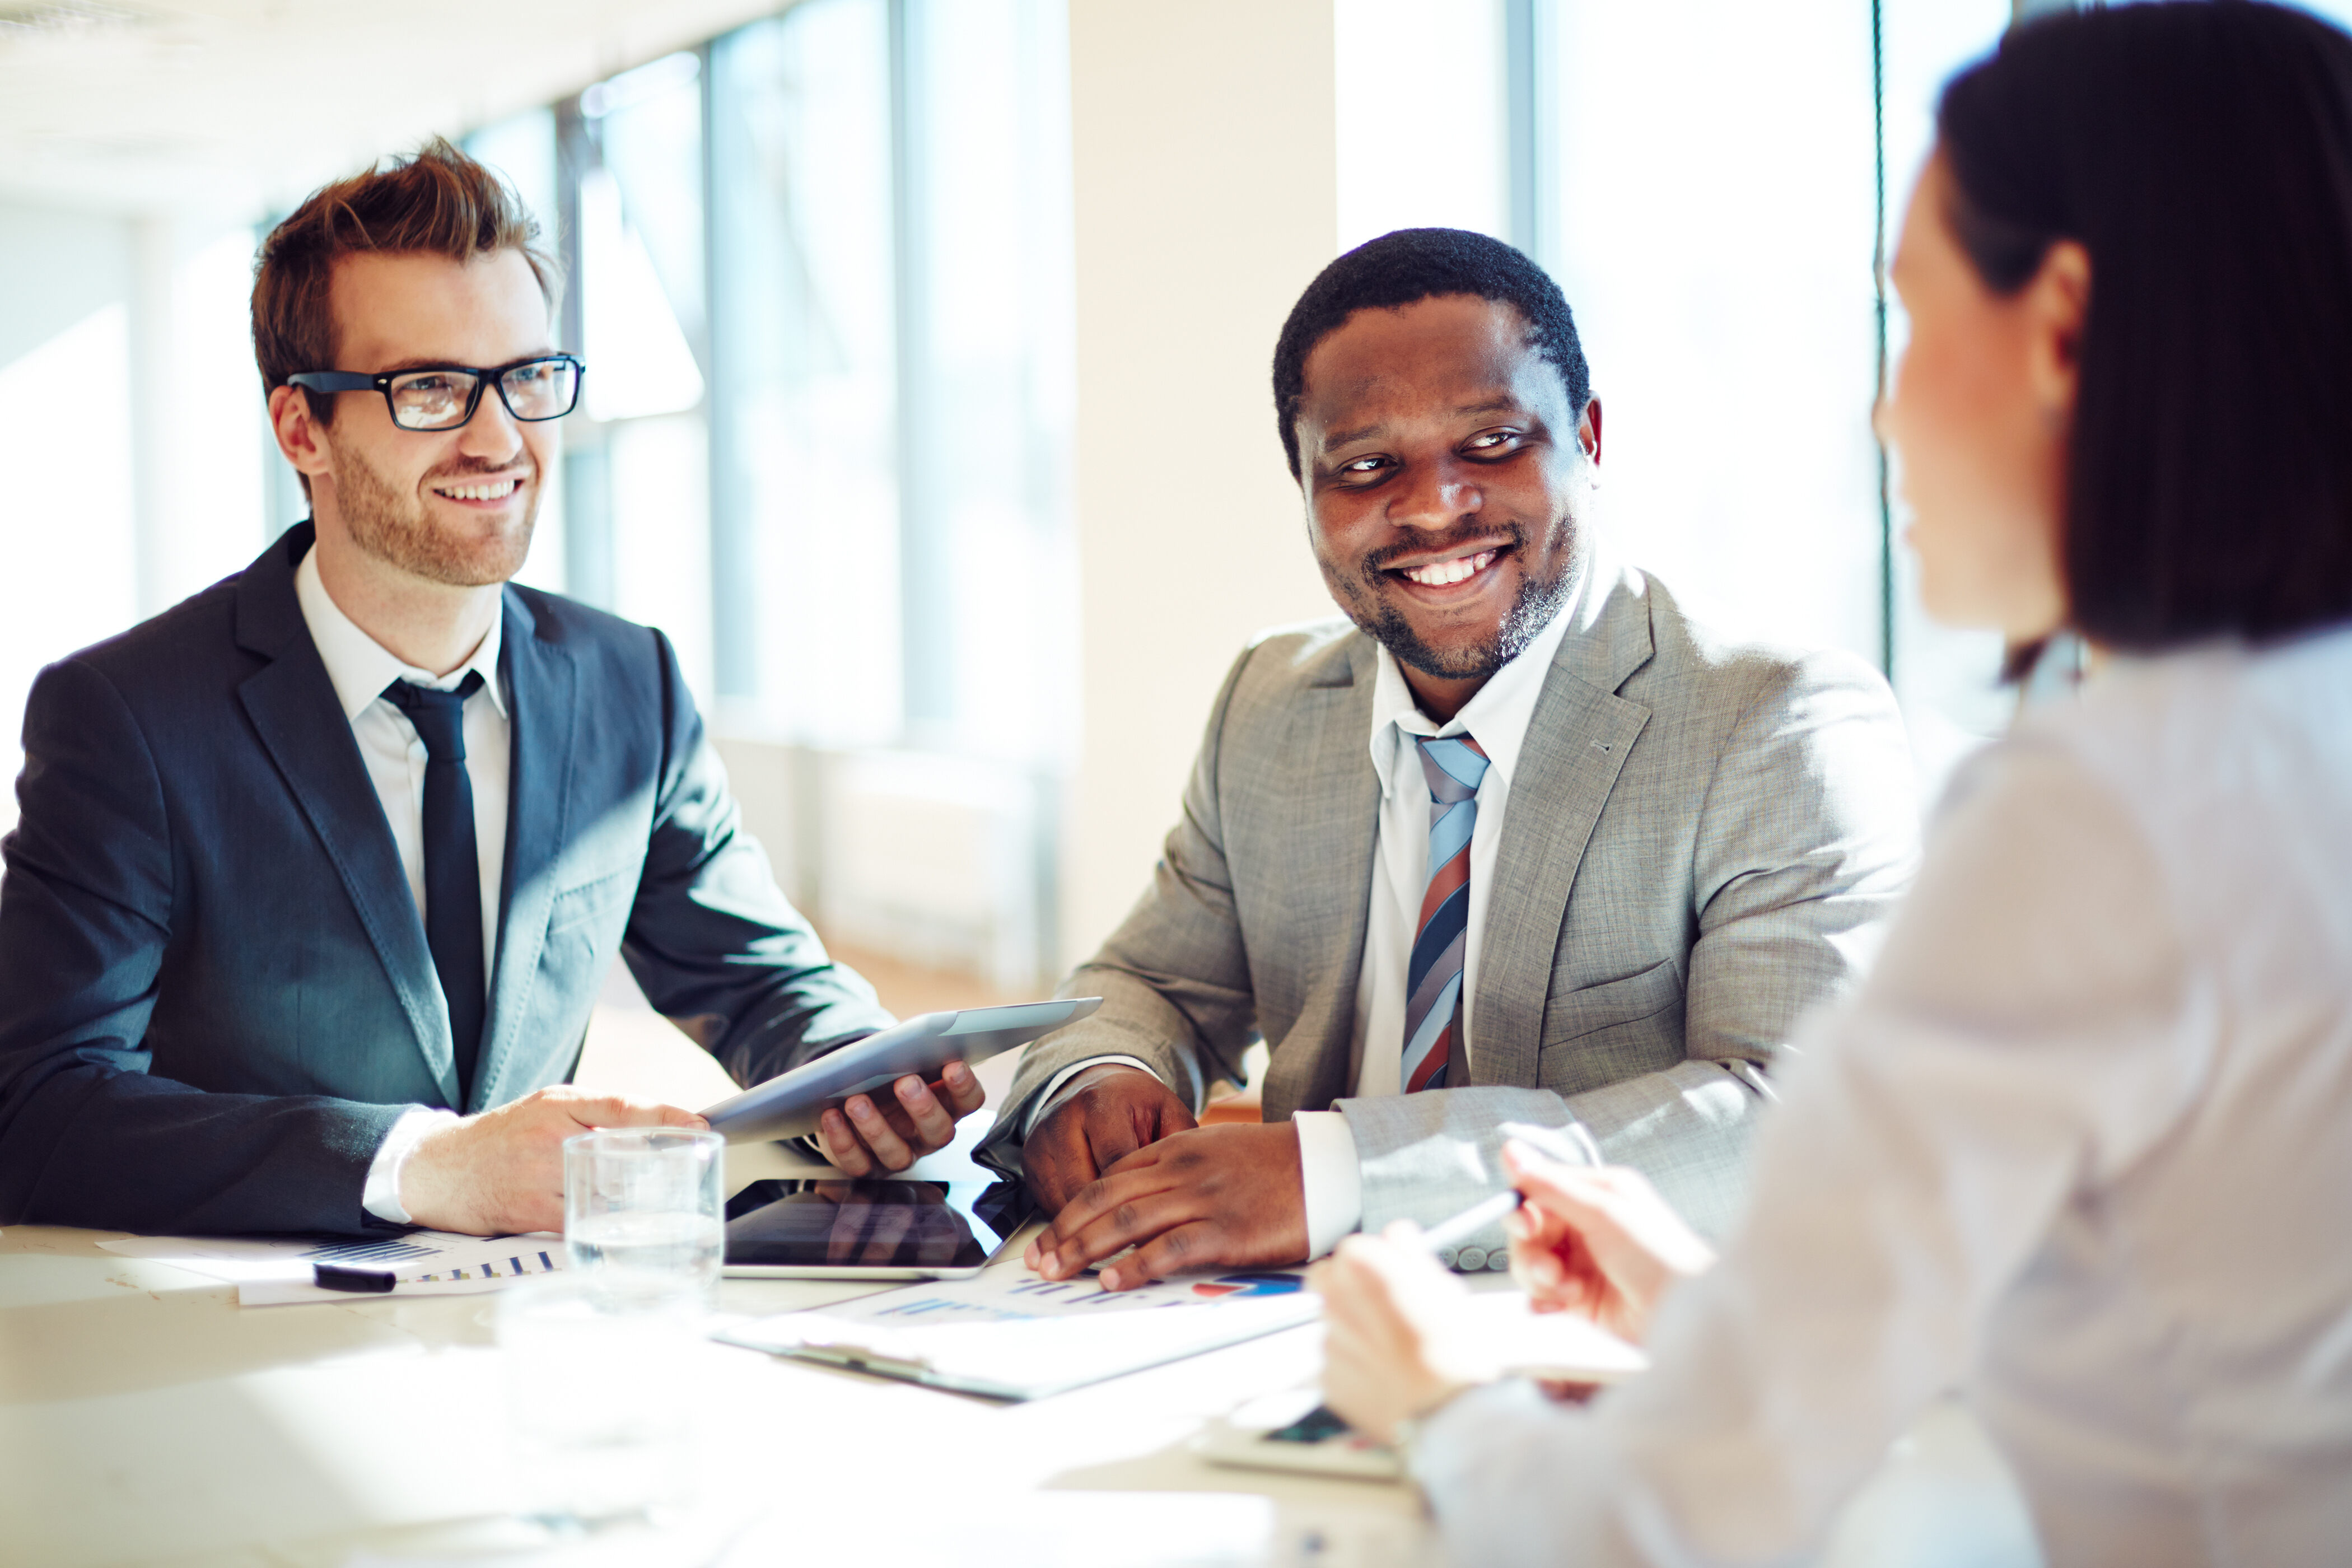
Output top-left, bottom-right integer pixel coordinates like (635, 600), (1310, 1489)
(287, 354), (586, 432)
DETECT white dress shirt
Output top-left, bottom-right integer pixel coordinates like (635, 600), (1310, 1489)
(293, 547), (508, 1223)
(1294, 575), (1581, 1257)
(1410, 629), (2352, 1567)
(1027, 572), (1585, 1259)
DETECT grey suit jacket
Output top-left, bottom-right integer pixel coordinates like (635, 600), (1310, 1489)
(978, 559), (1918, 1249)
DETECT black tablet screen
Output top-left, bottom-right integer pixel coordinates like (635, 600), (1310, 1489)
(722, 1178), (1034, 1271)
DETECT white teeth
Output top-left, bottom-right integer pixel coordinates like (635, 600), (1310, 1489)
(1401, 549), (1497, 587)
(435, 479), (520, 502)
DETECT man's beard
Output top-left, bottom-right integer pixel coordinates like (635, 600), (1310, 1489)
(329, 441), (536, 588)
(1320, 517), (1579, 682)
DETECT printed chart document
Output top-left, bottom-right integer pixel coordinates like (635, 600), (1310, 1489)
(96, 1229), (564, 1306)
(716, 1263), (1321, 1399)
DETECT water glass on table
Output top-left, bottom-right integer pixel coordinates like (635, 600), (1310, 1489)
(563, 1127), (725, 1309)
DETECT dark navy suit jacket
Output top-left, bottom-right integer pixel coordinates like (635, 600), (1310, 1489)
(0, 523), (892, 1234)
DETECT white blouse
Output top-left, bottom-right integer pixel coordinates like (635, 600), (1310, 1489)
(1412, 628), (2352, 1566)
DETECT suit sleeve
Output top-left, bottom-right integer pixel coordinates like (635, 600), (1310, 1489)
(1343, 650), (1921, 1243)
(974, 645), (1265, 1179)
(0, 659), (407, 1234)
(617, 631), (897, 1086)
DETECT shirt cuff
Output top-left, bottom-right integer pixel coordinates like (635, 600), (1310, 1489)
(1022, 1056), (1161, 1137)
(362, 1107), (461, 1224)
(1294, 1108), (1362, 1259)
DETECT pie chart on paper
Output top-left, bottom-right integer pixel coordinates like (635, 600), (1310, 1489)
(1192, 1272), (1307, 1299)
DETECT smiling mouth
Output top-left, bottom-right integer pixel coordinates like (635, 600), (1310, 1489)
(432, 477), (523, 502)
(1389, 548), (1502, 589)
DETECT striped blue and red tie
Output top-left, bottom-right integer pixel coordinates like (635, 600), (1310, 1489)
(1401, 734), (1490, 1094)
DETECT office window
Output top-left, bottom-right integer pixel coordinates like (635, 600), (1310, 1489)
(0, 301), (136, 837)
(0, 205), (266, 837)
(1335, 0), (1512, 252)
(709, 0), (904, 746)
(472, 3), (1074, 987)
(568, 52), (717, 699)
(1523, 0), (2012, 778)
(897, 0), (1076, 763)
(1540, 0), (1886, 665)
(500, 2), (1075, 767)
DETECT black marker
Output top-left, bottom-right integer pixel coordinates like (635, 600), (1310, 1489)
(313, 1262), (398, 1293)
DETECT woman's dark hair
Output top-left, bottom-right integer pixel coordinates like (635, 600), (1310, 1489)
(1271, 227), (1590, 481)
(1939, 1), (2352, 647)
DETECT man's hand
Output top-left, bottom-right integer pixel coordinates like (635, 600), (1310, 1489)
(400, 1086), (707, 1235)
(1312, 1221), (1487, 1446)
(1019, 1063), (1198, 1214)
(814, 1060), (987, 1175)
(1501, 1140), (1715, 1345)
(1025, 1121), (1308, 1290)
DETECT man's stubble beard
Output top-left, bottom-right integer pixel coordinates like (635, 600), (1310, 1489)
(1317, 515), (1581, 683)
(329, 437), (536, 589)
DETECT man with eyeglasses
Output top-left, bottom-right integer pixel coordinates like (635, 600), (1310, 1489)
(0, 140), (981, 1237)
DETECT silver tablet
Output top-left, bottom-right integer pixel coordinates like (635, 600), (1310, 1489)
(699, 997), (1102, 1144)
(720, 1177), (1034, 1280)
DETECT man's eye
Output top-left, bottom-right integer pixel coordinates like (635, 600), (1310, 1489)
(1340, 455), (1388, 477)
(1466, 430), (1522, 453)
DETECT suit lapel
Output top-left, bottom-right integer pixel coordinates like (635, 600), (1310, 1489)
(234, 525), (458, 1105)
(1260, 637), (1380, 1124)
(1470, 568), (1655, 1089)
(472, 590), (577, 1112)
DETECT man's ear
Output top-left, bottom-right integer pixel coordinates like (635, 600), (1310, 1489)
(2024, 241), (2090, 423)
(267, 384), (335, 488)
(1578, 398), (1603, 465)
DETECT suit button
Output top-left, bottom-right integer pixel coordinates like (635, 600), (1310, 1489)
(1436, 1247), (1459, 1268)
(1455, 1246), (1487, 1271)
(1488, 1251), (1509, 1271)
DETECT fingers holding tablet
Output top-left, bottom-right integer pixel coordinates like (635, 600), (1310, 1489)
(818, 1061), (987, 1174)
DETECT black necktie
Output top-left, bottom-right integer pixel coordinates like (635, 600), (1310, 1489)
(382, 672), (487, 1107)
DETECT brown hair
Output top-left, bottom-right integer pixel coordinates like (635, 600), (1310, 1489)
(253, 136), (561, 424)
(1940, 2), (2352, 649)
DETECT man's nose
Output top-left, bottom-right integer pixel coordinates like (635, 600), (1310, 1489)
(457, 389), (526, 462)
(1389, 459), (1482, 531)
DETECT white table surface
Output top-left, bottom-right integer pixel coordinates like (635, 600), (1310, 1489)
(0, 1055), (2046, 1567)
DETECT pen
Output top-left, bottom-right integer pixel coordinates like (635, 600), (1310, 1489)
(1414, 1188), (1524, 1256)
(312, 1262), (398, 1293)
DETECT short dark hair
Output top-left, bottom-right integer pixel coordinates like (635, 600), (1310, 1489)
(1939, 1), (2352, 648)
(1271, 227), (1591, 481)
(254, 136), (560, 426)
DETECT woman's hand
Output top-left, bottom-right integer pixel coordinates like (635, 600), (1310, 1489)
(1311, 1221), (1492, 1446)
(1502, 1140), (1717, 1345)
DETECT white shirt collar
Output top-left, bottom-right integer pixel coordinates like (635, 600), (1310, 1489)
(293, 544), (507, 722)
(1366, 554), (1589, 801)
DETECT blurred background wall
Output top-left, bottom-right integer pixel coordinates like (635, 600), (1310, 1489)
(6, 0), (2294, 1078)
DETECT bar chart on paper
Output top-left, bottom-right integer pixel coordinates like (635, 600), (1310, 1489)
(717, 1265), (1320, 1398)
(861, 1267), (1311, 1323)
(95, 1228), (567, 1305)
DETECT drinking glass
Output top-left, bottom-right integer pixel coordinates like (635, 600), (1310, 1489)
(563, 1128), (725, 1310)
